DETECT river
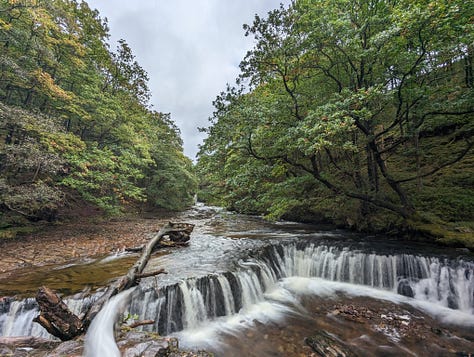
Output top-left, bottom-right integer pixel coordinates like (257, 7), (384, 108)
(1, 204), (474, 356)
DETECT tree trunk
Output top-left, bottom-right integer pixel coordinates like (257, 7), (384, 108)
(0, 336), (60, 349)
(33, 287), (84, 340)
(305, 331), (358, 357)
(34, 222), (194, 340)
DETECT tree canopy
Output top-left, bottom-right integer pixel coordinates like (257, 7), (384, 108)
(197, 0), (474, 238)
(0, 0), (197, 227)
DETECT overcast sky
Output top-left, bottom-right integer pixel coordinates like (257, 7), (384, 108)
(85, 0), (289, 160)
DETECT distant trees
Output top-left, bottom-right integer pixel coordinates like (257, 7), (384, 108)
(197, 0), (474, 230)
(0, 0), (196, 225)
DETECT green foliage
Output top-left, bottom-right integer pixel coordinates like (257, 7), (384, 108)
(0, 103), (70, 220)
(0, 0), (197, 226)
(197, 0), (474, 242)
(146, 150), (197, 211)
(122, 313), (140, 324)
(61, 145), (145, 214)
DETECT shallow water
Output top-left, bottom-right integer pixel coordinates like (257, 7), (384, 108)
(0, 254), (140, 297)
(1, 204), (474, 356)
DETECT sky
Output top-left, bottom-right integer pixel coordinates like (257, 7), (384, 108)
(85, 0), (289, 160)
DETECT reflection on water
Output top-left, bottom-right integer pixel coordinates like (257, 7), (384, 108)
(1, 204), (474, 356)
(0, 254), (139, 297)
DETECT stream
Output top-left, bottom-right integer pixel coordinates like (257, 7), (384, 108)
(1, 204), (474, 356)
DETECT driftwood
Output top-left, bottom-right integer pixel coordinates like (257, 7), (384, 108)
(305, 331), (358, 357)
(128, 319), (155, 329)
(135, 268), (167, 279)
(0, 336), (60, 349)
(33, 287), (84, 340)
(125, 224), (193, 253)
(34, 222), (194, 341)
(125, 241), (190, 252)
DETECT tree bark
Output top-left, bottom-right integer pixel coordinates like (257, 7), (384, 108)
(305, 331), (358, 357)
(34, 222), (194, 340)
(33, 287), (84, 340)
(128, 319), (155, 329)
(0, 336), (60, 349)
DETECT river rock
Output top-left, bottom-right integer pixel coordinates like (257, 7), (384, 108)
(0, 346), (14, 356)
(397, 280), (414, 298)
(117, 331), (171, 357)
(117, 332), (213, 357)
(48, 339), (83, 356)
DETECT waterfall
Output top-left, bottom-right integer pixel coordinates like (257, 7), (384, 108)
(0, 294), (96, 338)
(84, 288), (135, 357)
(1, 242), (473, 338)
(0, 298), (47, 338)
(127, 243), (473, 335)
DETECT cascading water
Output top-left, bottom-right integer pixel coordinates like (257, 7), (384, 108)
(1, 203), (473, 357)
(123, 242), (473, 337)
(0, 298), (46, 337)
(84, 288), (135, 357)
(273, 244), (474, 311)
(1, 240), (473, 340)
(0, 294), (96, 338)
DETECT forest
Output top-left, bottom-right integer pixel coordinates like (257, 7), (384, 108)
(0, 1), (474, 355)
(0, 0), (197, 234)
(1, 0), (473, 249)
(196, 0), (474, 247)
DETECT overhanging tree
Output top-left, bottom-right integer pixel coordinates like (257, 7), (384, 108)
(198, 0), (473, 226)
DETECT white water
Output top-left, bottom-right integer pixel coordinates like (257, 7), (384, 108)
(1, 241), (473, 347)
(174, 275), (474, 350)
(274, 244), (474, 312)
(280, 277), (474, 327)
(0, 299), (47, 337)
(0, 295), (95, 338)
(84, 288), (135, 357)
(124, 242), (473, 343)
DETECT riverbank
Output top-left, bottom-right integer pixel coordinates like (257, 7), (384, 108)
(0, 213), (174, 279)
(1, 209), (472, 281)
(1, 206), (473, 356)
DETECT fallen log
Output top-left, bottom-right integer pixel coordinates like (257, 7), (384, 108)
(135, 268), (167, 279)
(0, 336), (60, 349)
(125, 223), (194, 253)
(33, 286), (84, 340)
(305, 330), (358, 357)
(83, 222), (194, 329)
(34, 222), (194, 340)
(126, 240), (189, 253)
(128, 319), (155, 329)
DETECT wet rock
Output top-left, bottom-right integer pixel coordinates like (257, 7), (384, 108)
(117, 332), (174, 356)
(0, 346), (13, 356)
(397, 280), (414, 298)
(122, 341), (169, 357)
(330, 304), (375, 323)
(1, 332), (213, 357)
(48, 339), (83, 356)
(117, 333), (213, 357)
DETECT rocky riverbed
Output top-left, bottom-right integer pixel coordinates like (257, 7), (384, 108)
(0, 332), (214, 356)
(0, 214), (172, 279)
(1, 209), (474, 356)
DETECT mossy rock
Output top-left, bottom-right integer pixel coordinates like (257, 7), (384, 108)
(408, 220), (474, 249)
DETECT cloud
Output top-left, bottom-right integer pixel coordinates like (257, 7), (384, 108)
(85, 0), (289, 160)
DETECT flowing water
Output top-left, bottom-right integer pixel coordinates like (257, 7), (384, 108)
(84, 288), (135, 357)
(1, 204), (474, 355)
